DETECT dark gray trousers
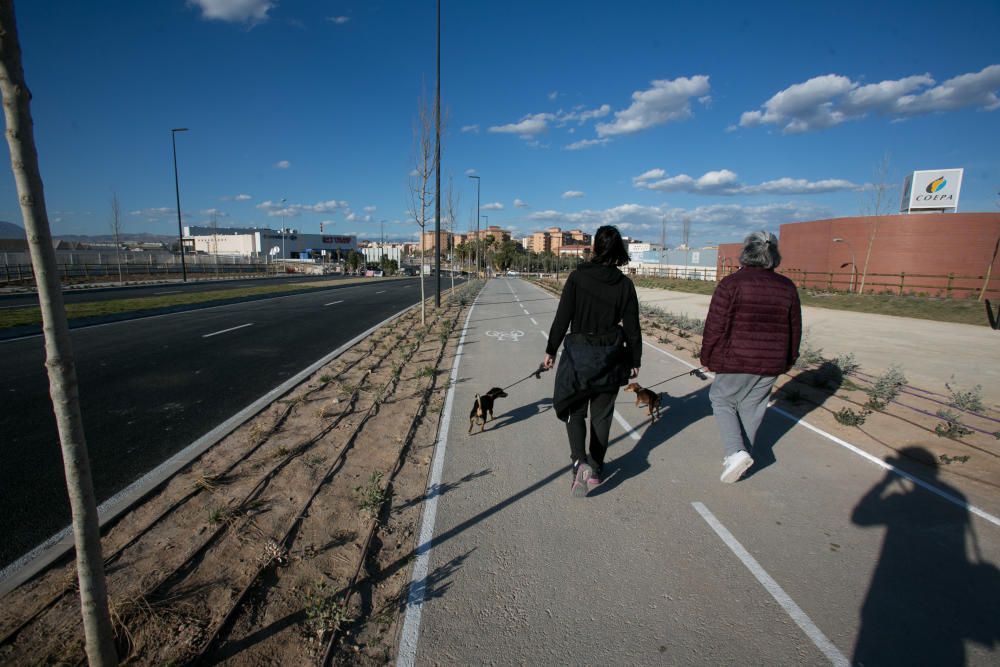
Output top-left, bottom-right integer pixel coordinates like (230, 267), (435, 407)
(708, 373), (777, 458)
(566, 390), (617, 470)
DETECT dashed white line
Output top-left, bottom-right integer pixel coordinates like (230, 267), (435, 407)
(324, 300), (344, 307)
(613, 411), (642, 441)
(376, 290), (387, 294)
(692, 502), (849, 666)
(202, 322), (253, 338)
(530, 318), (538, 326)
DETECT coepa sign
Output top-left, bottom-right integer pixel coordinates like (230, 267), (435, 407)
(900, 168), (963, 212)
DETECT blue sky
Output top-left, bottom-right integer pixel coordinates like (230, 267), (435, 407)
(0, 0), (998, 247)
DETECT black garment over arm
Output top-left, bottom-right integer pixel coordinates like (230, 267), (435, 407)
(546, 272), (577, 356)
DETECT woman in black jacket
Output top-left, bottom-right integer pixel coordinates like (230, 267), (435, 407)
(542, 225), (641, 497)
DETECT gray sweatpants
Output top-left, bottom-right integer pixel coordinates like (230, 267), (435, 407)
(708, 373), (777, 458)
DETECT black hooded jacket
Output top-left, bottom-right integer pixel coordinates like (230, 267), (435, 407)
(547, 262), (642, 420)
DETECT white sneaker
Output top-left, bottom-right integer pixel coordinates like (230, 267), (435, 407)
(720, 451), (754, 483)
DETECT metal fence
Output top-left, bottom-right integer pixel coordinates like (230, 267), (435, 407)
(718, 265), (999, 299)
(1, 252), (274, 287)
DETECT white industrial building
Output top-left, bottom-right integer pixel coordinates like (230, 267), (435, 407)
(628, 247), (718, 280)
(184, 226), (357, 261)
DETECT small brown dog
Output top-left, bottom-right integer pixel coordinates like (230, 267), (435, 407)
(469, 387), (508, 433)
(624, 382), (661, 421)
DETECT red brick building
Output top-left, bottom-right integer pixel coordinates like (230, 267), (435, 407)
(717, 213), (1000, 298)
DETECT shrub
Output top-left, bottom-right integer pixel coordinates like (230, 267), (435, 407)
(834, 407), (870, 426)
(934, 410), (973, 440)
(865, 365), (907, 411)
(833, 353), (860, 376)
(946, 381), (984, 413)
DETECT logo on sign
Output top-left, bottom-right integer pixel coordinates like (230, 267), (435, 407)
(925, 177), (947, 194)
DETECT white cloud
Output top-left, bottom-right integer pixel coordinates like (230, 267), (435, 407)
(527, 201), (828, 245)
(488, 104), (611, 141)
(739, 65), (1000, 133)
(488, 112), (552, 136)
(562, 190), (585, 199)
(548, 91), (559, 101)
(129, 207), (174, 218)
(327, 16), (350, 24)
(363, 205), (377, 213)
(303, 199), (348, 213)
(564, 138), (609, 150)
(200, 208), (228, 216)
(514, 198), (529, 208)
(596, 75), (711, 137)
(274, 160), (291, 169)
(188, 0), (274, 24)
(461, 124), (480, 133)
(256, 198), (348, 217)
(633, 168), (860, 196)
(465, 168), (477, 176)
(482, 202), (504, 211)
(235, 193), (251, 201)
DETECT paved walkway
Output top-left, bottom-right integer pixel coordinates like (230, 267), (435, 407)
(397, 278), (1000, 666)
(636, 287), (1000, 409)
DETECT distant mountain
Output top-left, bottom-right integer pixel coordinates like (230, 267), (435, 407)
(0, 220), (25, 239)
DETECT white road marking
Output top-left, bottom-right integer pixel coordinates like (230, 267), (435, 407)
(692, 502), (849, 666)
(642, 338), (1000, 528)
(153, 290), (184, 295)
(522, 308), (530, 315)
(769, 404), (1000, 528)
(376, 290), (387, 294)
(530, 318), (538, 326)
(613, 411), (642, 441)
(202, 322), (253, 338)
(324, 300), (344, 306)
(397, 290), (481, 666)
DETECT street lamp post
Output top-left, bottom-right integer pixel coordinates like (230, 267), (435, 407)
(468, 175), (480, 277)
(482, 214), (488, 277)
(171, 128), (189, 282)
(833, 237), (857, 293)
(280, 198), (287, 265)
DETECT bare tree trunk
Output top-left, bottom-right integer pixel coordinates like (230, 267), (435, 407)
(858, 153), (891, 295)
(408, 88), (434, 325)
(0, 2), (117, 664)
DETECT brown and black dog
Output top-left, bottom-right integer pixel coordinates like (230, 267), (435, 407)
(469, 387), (508, 433)
(624, 382), (661, 421)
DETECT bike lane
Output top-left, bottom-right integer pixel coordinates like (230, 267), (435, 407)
(399, 278), (1000, 666)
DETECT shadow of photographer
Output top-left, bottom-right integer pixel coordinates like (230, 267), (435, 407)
(851, 446), (1000, 665)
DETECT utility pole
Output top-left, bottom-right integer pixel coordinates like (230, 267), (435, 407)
(171, 127), (189, 282)
(468, 174), (480, 277)
(433, 0), (441, 305)
(660, 216), (666, 278)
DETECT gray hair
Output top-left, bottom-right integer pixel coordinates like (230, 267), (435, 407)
(739, 230), (781, 269)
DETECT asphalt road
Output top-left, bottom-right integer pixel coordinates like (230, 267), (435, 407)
(0, 276), (457, 568)
(398, 278), (1000, 666)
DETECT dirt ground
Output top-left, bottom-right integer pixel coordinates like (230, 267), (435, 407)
(0, 281), (480, 666)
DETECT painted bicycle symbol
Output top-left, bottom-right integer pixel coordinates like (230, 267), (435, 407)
(485, 330), (525, 342)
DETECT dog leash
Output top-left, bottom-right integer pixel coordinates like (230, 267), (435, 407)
(502, 364), (551, 392)
(645, 367), (709, 390)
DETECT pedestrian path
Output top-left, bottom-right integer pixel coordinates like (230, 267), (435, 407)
(636, 286), (1000, 408)
(398, 278), (1000, 666)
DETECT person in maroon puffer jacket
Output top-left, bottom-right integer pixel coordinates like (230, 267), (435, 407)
(700, 231), (801, 483)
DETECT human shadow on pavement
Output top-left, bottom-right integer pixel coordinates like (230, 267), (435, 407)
(850, 447), (1000, 665)
(590, 386), (712, 496)
(486, 398), (553, 432)
(742, 361), (844, 479)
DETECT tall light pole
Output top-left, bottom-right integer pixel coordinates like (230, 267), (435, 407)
(280, 197), (287, 262)
(171, 128), (189, 282)
(433, 0), (442, 305)
(468, 174), (480, 277)
(833, 237), (857, 293)
(482, 214), (488, 277)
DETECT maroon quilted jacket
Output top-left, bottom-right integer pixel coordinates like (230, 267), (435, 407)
(700, 267), (802, 376)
